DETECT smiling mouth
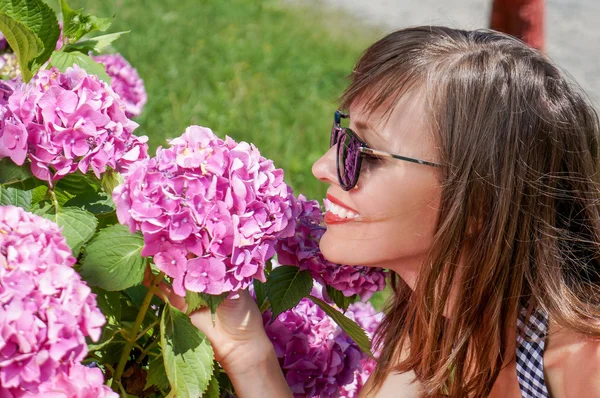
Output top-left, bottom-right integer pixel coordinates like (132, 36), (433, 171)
(324, 197), (360, 224)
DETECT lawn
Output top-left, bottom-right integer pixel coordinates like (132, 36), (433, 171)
(55, 0), (378, 200)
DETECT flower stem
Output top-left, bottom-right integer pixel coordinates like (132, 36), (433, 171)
(112, 271), (165, 390)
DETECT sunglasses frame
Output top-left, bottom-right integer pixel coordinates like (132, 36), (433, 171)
(331, 110), (441, 191)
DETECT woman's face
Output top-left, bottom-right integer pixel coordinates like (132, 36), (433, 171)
(311, 93), (442, 285)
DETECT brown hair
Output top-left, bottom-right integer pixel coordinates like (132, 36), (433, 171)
(341, 26), (600, 397)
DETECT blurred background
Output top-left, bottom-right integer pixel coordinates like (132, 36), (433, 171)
(61, 0), (599, 201)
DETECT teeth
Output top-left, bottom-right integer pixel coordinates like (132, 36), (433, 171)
(324, 199), (359, 219)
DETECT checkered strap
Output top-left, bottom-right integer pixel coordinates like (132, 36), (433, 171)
(515, 307), (550, 398)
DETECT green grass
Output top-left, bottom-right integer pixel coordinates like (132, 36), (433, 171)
(56, 0), (378, 199)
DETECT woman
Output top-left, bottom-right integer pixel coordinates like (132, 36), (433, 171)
(159, 27), (600, 397)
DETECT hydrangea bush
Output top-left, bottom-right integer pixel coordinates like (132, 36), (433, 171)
(0, 1), (386, 397)
(0, 205), (114, 397)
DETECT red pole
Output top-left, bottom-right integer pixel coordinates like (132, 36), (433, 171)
(490, 0), (545, 51)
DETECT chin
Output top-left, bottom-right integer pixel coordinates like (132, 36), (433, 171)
(319, 232), (368, 266)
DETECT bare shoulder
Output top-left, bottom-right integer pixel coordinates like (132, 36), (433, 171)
(358, 370), (422, 398)
(544, 323), (600, 397)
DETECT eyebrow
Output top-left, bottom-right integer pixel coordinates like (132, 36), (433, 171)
(350, 118), (378, 146)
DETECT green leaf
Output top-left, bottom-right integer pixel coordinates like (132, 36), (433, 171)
(0, 158), (33, 185)
(124, 284), (163, 309)
(184, 292), (207, 315)
(253, 279), (267, 310)
(30, 184), (47, 207)
(0, 0), (60, 80)
(65, 190), (115, 215)
(55, 171), (100, 196)
(265, 265), (312, 321)
(326, 285), (357, 313)
(95, 332), (127, 364)
(62, 31), (129, 54)
(92, 286), (121, 323)
(199, 292), (229, 315)
(161, 304), (214, 398)
(50, 50), (111, 82)
(0, 12), (41, 81)
(145, 356), (170, 392)
(60, 0), (112, 42)
(100, 169), (123, 195)
(307, 295), (374, 357)
(79, 224), (145, 291)
(33, 204), (97, 255)
(204, 372), (220, 398)
(0, 185), (32, 209)
(86, 322), (120, 352)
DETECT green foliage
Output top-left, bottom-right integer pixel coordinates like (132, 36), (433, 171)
(79, 224), (145, 290)
(0, 158), (33, 185)
(184, 291), (207, 315)
(200, 292), (229, 316)
(0, 185), (32, 209)
(50, 50), (110, 81)
(60, 0), (111, 42)
(253, 278), (267, 310)
(326, 285), (357, 313)
(145, 357), (170, 392)
(62, 30), (128, 53)
(265, 265), (313, 321)
(161, 304), (215, 397)
(92, 287), (122, 323)
(308, 294), (374, 358)
(0, 13), (41, 81)
(0, 0), (60, 81)
(33, 203), (97, 255)
(204, 372), (220, 398)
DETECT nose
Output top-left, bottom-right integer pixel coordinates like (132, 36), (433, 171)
(312, 145), (338, 186)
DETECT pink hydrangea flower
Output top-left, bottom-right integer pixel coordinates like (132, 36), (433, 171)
(92, 54), (147, 118)
(263, 287), (366, 398)
(0, 65), (148, 184)
(113, 125), (298, 296)
(340, 302), (383, 398)
(0, 206), (107, 397)
(276, 196), (387, 301)
(25, 363), (117, 398)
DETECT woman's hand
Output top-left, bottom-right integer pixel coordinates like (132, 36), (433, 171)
(146, 267), (273, 376)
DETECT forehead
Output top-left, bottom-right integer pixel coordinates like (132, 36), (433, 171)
(347, 91), (434, 154)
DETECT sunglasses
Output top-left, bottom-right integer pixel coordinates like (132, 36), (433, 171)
(331, 110), (441, 191)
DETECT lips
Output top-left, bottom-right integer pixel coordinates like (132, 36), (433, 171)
(324, 194), (359, 224)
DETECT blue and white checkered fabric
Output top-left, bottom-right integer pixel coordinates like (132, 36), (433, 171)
(515, 307), (550, 398)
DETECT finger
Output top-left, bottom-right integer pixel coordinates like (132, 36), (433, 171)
(143, 265), (187, 312)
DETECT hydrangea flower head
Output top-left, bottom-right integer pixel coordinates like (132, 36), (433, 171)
(113, 125), (297, 296)
(0, 65), (148, 184)
(27, 363), (117, 398)
(92, 54), (147, 118)
(0, 206), (107, 397)
(276, 195), (387, 300)
(263, 287), (366, 398)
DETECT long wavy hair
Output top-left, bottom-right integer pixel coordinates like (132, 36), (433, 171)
(340, 26), (600, 397)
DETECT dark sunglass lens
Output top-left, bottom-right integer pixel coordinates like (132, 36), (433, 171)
(337, 131), (361, 190)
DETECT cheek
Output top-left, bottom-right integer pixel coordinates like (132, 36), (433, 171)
(319, 184), (441, 267)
